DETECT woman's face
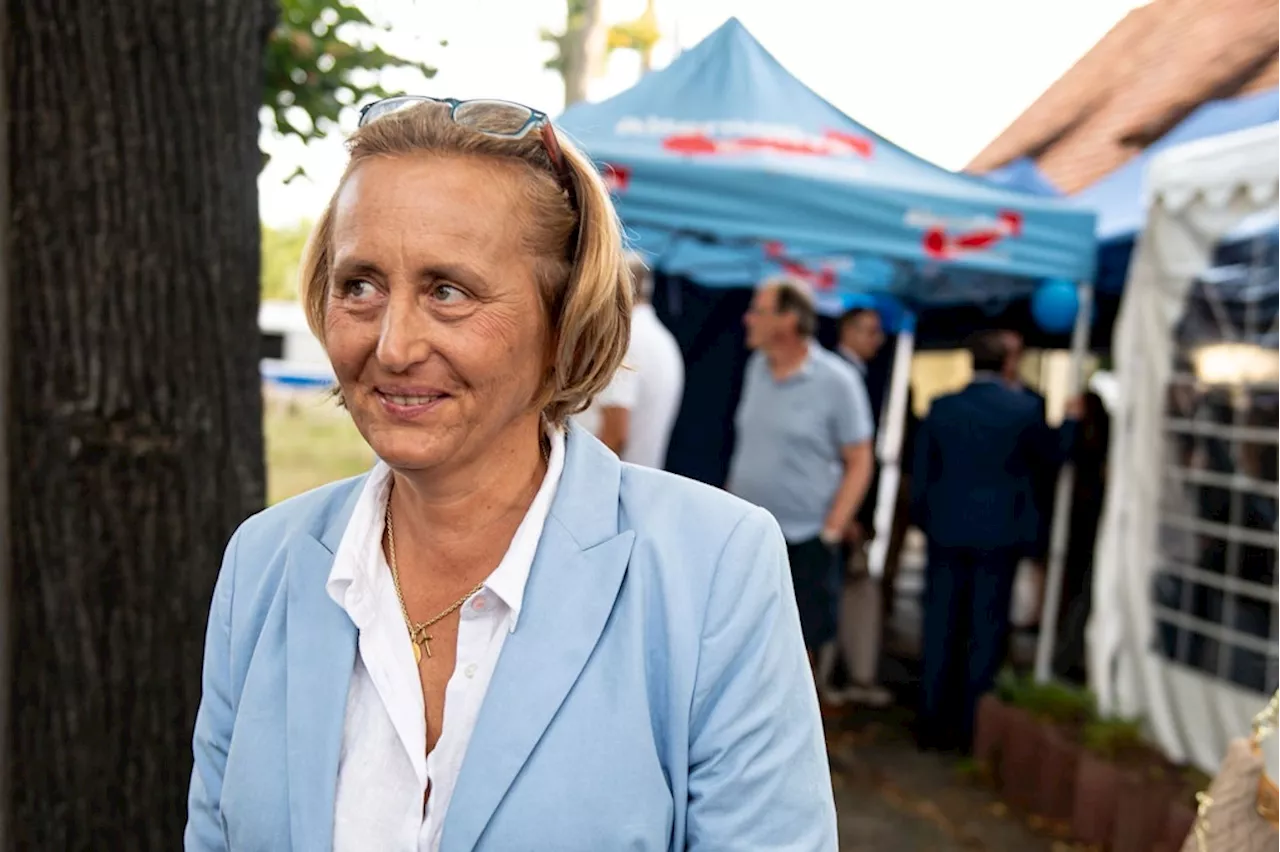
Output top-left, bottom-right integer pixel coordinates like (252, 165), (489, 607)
(325, 153), (552, 472)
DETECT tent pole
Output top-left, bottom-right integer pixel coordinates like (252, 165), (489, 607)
(867, 313), (916, 579)
(1033, 281), (1095, 683)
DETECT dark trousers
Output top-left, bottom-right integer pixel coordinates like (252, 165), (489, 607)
(1053, 503), (1103, 683)
(919, 544), (1019, 751)
(785, 537), (842, 654)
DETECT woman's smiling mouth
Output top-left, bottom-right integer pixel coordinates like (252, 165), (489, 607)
(374, 387), (452, 417)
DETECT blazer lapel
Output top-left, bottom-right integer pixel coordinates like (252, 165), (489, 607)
(285, 486), (362, 852)
(442, 428), (635, 852)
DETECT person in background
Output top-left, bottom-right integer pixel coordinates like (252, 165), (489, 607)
(838, 310), (918, 623)
(911, 330), (1078, 752)
(728, 277), (875, 688)
(1001, 329), (1052, 631)
(838, 308), (888, 425)
(1053, 390), (1110, 682)
(576, 251), (685, 469)
(832, 307), (892, 706)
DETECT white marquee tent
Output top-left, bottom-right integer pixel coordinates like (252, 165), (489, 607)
(1089, 122), (1279, 774)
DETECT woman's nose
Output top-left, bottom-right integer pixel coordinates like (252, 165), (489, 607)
(375, 297), (431, 373)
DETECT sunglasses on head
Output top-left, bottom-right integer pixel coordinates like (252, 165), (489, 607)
(358, 96), (578, 212)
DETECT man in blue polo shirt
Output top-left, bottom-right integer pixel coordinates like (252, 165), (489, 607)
(728, 277), (875, 669)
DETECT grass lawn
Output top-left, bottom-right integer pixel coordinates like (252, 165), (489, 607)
(265, 391), (374, 505)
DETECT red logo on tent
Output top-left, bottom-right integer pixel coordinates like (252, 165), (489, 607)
(915, 210), (1023, 259)
(600, 162), (632, 193)
(662, 129), (873, 159)
(822, 131), (874, 159)
(763, 241), (839, 290)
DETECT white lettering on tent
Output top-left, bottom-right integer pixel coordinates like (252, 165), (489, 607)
(613, 116), (809, 140)
(904, 211), (1011, 232)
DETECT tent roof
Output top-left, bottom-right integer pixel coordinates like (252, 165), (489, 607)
(977, 157), (1063, 197)
(558, 18), (1096, 306)
(1147, 121), (1279, 212)
(1076, 88), (1279, 244)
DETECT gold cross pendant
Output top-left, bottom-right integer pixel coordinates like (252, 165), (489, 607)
(410, 626), (432, 662)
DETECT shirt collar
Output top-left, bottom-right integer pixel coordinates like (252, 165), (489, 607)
(798, 345), (822, 380)
(839, 346), (867, 375)
(325, 424), (567, 632)
(766, 342), (816, 383)
(325, 463), (394, 629)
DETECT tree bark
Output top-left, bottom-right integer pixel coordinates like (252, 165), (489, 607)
(5, 0), (272, 847)
(0, 0), (12, 844)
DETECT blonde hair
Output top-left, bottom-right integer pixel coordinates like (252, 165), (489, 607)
(625, 250), (652, 301)
(299, 101), (632, 425)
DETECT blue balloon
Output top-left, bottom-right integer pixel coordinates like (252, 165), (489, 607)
(1031, 278), (1080, 334)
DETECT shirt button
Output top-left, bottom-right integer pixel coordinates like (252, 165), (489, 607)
(464, 663), (478, 679)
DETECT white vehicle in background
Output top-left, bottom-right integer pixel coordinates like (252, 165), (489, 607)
(258, 300), (333, 391)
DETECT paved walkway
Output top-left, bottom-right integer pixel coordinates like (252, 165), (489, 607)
(827, 706), (1073, 851)
(827, 539), (1078, 849)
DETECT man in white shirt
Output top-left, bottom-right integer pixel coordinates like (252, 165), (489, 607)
(578, 253), (685, 469)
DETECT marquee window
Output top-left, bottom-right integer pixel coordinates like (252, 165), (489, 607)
(1154, 233), (1279, 694)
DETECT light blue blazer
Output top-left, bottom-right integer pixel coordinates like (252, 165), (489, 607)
(186, 426), (838, 851)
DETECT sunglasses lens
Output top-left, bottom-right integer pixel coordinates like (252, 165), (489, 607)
(355, 96), (573, 217)
(452, 100), (538, 137)
(359, 96), (432, 127)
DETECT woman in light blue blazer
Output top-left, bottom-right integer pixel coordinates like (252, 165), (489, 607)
(186, 96), (837, 852)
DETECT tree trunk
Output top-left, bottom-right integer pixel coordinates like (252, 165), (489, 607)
(5, 0), (272, 847)
(561, 0), (604, 107)
(639, 0), (658, 74)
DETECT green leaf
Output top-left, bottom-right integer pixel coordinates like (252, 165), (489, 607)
(263, 0), (440, 176)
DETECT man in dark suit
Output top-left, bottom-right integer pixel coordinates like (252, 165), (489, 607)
(911, 330), (1078, 751)
(837, 308), (888, 424)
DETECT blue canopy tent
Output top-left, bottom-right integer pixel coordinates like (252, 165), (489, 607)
(558, 17), (1097, 315)
(1076, 87), (1279, 294)
(979, 157), (1063, 197)
(557, 17), (1098, 540)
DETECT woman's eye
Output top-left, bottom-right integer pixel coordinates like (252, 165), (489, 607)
(341, 279), (376, 299)
(432, 282), (466, 304)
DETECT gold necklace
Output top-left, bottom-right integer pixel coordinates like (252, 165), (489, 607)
(382, 431), (551, 662)
(384, 502), (484, 663)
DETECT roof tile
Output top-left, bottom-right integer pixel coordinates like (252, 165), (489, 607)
(967, 0), (1279, 192)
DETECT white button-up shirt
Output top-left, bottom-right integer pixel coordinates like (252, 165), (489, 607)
(325, 428), (566, 852)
